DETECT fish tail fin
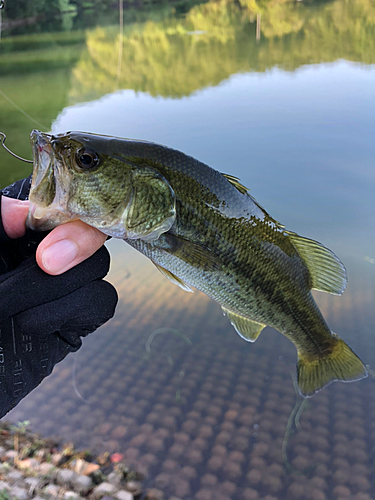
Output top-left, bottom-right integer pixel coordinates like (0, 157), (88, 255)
(297, 334), (368, 398)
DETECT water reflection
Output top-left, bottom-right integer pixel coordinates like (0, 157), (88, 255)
(70, 0), (375, 103)
(1, 0), (375, 182)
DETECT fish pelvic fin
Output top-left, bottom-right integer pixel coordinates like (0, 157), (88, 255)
(222, 307), (266, 342)
(286, 231), (347, 295)
(153, 263), (194, 292)
(297, 334), (368, 398)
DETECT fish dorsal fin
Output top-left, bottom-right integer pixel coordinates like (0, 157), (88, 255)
(222, 173), (287, 229)
(222, 307), (266, 342)
(153, 262), (194, 292)
(222, 173), (249, 195)
(286, 231), (347, 295)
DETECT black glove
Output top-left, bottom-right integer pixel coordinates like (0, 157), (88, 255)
(0, 178), (118, 418)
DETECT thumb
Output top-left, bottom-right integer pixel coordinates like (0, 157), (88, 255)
(36, 220), (108, 275)
(1, 197), (29, 238)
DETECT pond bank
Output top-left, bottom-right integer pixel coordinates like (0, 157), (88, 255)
(0, 421), (165, 500)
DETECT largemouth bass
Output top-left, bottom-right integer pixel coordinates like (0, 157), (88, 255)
(26, 129), (367, 397)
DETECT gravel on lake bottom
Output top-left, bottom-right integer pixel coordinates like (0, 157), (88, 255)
(0, 421), (162, 500)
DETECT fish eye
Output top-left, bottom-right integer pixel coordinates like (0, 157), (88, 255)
(75, 148), (100, 170)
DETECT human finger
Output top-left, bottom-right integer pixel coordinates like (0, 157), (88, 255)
(36, 220), (107, 275)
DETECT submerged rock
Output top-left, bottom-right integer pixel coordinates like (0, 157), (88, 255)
(0, 421), (143, 500)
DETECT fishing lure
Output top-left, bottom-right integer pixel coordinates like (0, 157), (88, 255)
(0, 132), (33, 163)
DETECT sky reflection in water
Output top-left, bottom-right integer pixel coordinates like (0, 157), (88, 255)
(53, 61), (375, 260)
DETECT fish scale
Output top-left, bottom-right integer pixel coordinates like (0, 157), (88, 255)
(26, 129), (368, 397)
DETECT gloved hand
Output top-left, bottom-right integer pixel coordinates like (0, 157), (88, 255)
(0, 179), (118, 418)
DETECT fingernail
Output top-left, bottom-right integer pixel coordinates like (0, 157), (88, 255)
(42, 239), (78, 273)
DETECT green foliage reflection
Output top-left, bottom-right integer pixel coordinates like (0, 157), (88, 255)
(0, 69), (71, 186)
(70, 0), (375, 101)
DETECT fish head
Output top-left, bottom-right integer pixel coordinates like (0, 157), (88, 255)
(27, 130), (176, 240)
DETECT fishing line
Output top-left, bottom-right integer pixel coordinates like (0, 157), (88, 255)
(0, 131), (33, 163)
(0, 0), (4, 42)
(282, 374), (311, 474)
(116, 0), (124, 84)
(72, 354), (90, 404)
(0, 2), (48, 131)
(175, 369), (186, 403)
(0, 88), (48, 130)
(145, 327), (192, 362)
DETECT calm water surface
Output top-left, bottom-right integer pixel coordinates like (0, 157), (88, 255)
(1, 1), (375, 498)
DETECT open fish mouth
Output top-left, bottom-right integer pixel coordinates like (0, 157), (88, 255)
(26, 130), (75, 231)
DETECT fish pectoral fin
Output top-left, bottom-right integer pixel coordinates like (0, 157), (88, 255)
(126, 168), (176, 241)
(222, 307), (266, 342)
(286, 231), (347, 295)
(297, 334), (368, 398)
(159, 233), (220, 272)
(153, 263), (194, 293)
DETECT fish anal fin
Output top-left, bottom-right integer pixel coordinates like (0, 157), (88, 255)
(153, 262), (193, 292)
(287, 231), (347, 295)
(297, 335), (368, 398)
(222, 307), (266, 342)
(222, 173), (249, 195)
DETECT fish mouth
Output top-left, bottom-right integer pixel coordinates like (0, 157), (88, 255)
(26, 130), (73, 231)
(30, 129), (52, 154)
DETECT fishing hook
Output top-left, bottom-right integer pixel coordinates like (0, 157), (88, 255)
(0, 132), (33, 163)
